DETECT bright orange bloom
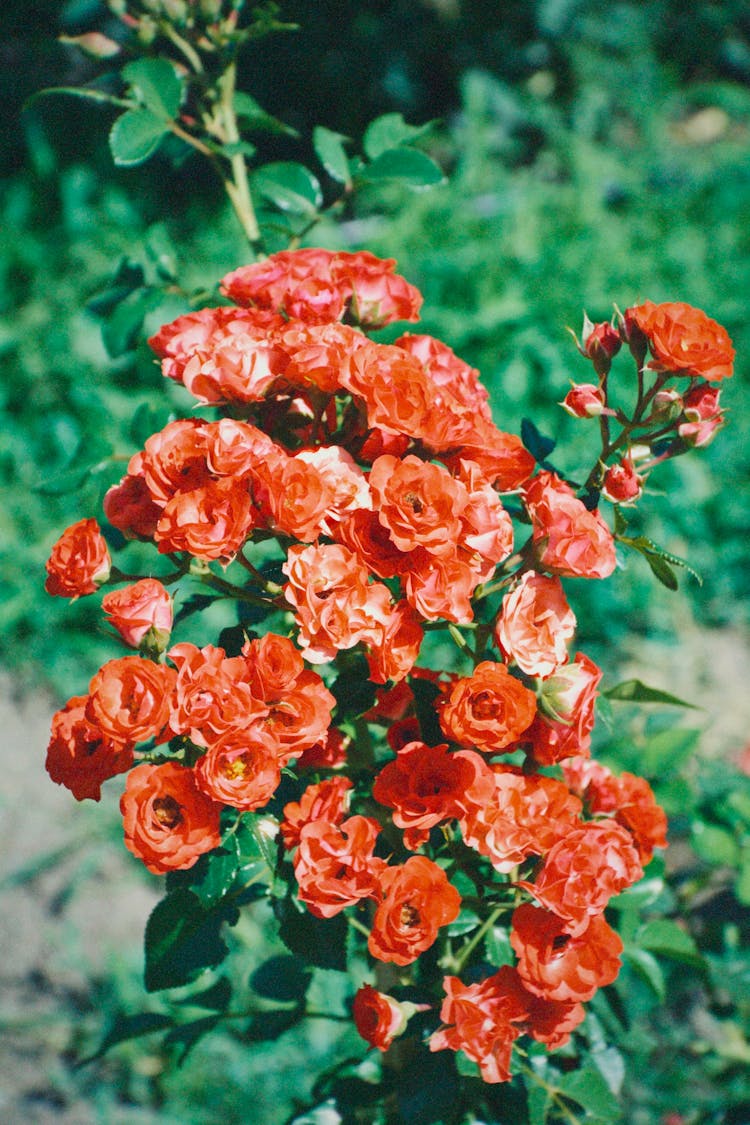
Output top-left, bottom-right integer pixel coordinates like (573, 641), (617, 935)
(44, 518), (110, 598)
(280, 775), (353, 851)
(293, 815), (385, 918)
(87, 656), (176, 744)
(495, 572), (576, 678)
(524, 470), (616, 580)
(120, 762), (222, 874)
(439, 661), (537, 753)
(368, 855), (461, 966)
(626, 300), (734, 381)
(101, 578), (173, 649)
(511, 903), (623, 1003)
(194, 725), (281, 811)
(430, 967), (529, 1084)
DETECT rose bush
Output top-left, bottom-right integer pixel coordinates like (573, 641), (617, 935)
(42, 243), (735, 1120)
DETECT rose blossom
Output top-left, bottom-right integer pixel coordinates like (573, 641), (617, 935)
(46, 695), (133, 801)
(87, 656), (176, 744)
(368, 855), (461, 966)
(511, 903), (623, 1003)
(120, 761), (222, 874)
(439, 661), (537, 753)
(495, 572), (576, 678)
(625, 300), (734, 381)
(523, 470), (616, 580)
(101, 578), (173, 649)
(45, 518), (110, 598)
(352, 985), (411, 1052)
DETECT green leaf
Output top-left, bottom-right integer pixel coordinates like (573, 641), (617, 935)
(86, 258), (146, 316)
(604, 679), (700, 709)
(642, 550), (679, 590)
(234, 92), (299, 137)
(691, 820), (741, 868)
(635, 919), (702, 964)
(166, 844), (241, 908)
(109, 109), (169, 167)
(559, 1064), (622, 1120)
(621, 535), (702, 588)
(274, 897), (348, 971)
(144, 888), (239, 993)
(521, 417), (557, 462)
(252, 161), (323, 215)
(250, 955), (312, 1002)
(526, 1079), (552, 1125)
(101, 287), (161, 356)
(129, 403), (175, 449)
(164, 1015), (220, 1065)
(640, 727), (701, 775)
(78, 1011), (174, 1064)
(623, 947), (665, 999)
(362, 112), (436, 159)
(235, 815), (279, 885)
(313, 126), (352, 184)
(360, 147), (445, 189)
(244, 1005), (304, 1042)
(26, 85), (133, 111)
(177, 976), (232, 1011)
(446, 907), (481, 937)
(122, 58), (182, 120)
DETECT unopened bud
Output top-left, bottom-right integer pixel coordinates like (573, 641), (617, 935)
(583, 320), (622, 376)
(561, 383), (608, 418)
(601, 458), (643, 504)
(652, 387), (683, 421)
(58, 32), (122, 58)
(678, 415), (724, 448)
(683, 382), (721, 422)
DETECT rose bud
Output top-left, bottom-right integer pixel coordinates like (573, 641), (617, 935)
(652, 387), (683, 421)
(601, 458), (643, 503)
(678, 415), (724, 448)
(583, 320), (622, 376)
(561, 383), (608, 418)
(683, 382), (721, 422)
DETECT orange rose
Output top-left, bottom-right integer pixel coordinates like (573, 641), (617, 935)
(523, 470), (616, 580)
(44, 518), (110, 598)
(373, 741), (495, 850)
(102, 578), (173, 649)
(155, 477), (255, 562)
(430, 966), (529, 1084)
(87, 656), (176, 744)
(194, 725), (281, 811)
(521, 821), (643, 936)
(495, 572), (576, 678)
(626, 300), (734, 381)
(46, 695), (133, 801)
(368, 855), (461, 966)
(293, 815), (385, 918)
(439, 661), (537, 753)
(280, 775), (353, 851)
(120, 762), (222, 874)
(511, 903), (623, 1003)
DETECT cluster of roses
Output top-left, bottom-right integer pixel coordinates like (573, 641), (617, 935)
(44, 247), (733, 1084)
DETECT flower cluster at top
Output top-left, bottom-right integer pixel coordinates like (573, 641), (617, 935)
(43, 248), (733, 1084)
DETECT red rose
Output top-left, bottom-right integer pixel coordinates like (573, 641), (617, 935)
(87, 656), (176, 744)
(511, 903), (623, 1003)
(46, 695), (133, 801)
(523, 470), (616, 580)
(102, 578), (173, 649)
(352, 985), (409, 1051)
(45, 518), (110, 598)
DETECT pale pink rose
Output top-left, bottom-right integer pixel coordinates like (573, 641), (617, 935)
(495, 572), (576, 678)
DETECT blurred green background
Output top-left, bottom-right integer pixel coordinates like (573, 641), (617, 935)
(2, 2), (750, 1123)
